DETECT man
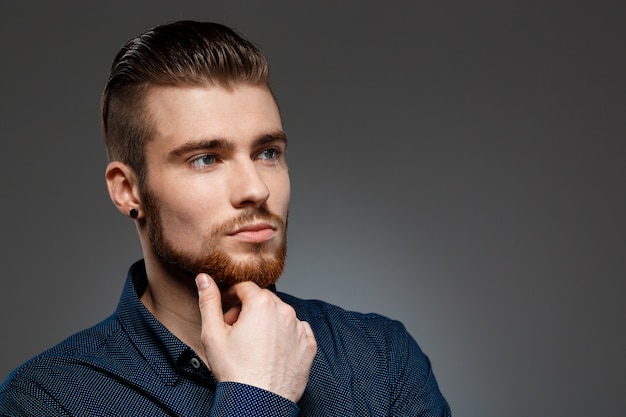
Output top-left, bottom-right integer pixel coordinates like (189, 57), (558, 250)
(0, 21), (450, 416)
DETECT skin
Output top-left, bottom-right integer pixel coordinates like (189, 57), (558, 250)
(105, 83), (317, 402)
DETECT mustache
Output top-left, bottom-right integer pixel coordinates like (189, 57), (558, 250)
(216, 207), (285, 235)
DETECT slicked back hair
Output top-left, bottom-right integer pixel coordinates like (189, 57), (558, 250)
(101, 21), (271, 184)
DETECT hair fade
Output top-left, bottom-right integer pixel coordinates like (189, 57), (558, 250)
(101, 21), (271, 182)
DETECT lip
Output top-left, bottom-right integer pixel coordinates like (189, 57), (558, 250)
(228, 222), (277, 243)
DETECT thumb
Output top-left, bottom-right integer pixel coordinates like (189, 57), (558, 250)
(196, 273), (226, 337)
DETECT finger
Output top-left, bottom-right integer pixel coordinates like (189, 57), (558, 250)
(220, 286), (243, 313)
(222, 304), (242, 326)
(229, 281), (274, 306)
(196, 273), (226, 337)
(301, 320), (315, 339)
(301, 321), (318, 356)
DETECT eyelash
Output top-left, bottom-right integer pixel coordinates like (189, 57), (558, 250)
(190, 154), (217, 169)
(257, 147), (283, 160)
(188, 147), (283, 169)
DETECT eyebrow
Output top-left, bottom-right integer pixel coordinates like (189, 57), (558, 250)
(167, 130), (288, 160)
(255, 131), (288, 148)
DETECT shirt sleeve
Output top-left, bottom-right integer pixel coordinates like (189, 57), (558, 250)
(387, 320), (452, 417)
(210, 382), (300, 417)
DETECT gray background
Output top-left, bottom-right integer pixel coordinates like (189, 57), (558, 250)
(1, 1), (624, 415)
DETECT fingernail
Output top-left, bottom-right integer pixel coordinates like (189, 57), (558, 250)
(196, 274), (210, 290)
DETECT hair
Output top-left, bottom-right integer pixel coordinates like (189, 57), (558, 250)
(101, 21), (271, 184)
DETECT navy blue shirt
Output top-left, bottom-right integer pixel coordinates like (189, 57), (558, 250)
(0, 261), (450, 416)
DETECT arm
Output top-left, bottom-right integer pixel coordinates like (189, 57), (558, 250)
(388, 321), (451, 417)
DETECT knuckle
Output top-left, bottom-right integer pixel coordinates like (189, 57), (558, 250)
(309, 337), (318, 351)
(252, 290), (275, 309)
(198, 295), (217, 312)
(278, 303), (297, 321)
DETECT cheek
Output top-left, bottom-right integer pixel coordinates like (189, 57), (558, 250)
(153, 184), (223, 235)
(274, 174), (291, 218)
(161, 174), (225, 212)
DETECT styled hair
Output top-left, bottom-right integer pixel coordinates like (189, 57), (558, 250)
(101, 21), (271, 182)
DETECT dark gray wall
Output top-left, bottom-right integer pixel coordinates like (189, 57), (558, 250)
(1, 1), (624, 415)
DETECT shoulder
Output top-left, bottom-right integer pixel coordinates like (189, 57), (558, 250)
(0, 314), (123, 410)
(277, 291), (411, 342)
(10, 313), (122, 369)
(277, 292), (451, 415)
(277, 291), (423, 375)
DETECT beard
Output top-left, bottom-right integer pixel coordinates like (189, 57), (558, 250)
(142, 187), (287, 289)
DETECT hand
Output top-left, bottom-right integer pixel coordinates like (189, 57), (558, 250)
(195, 273), (317, 403)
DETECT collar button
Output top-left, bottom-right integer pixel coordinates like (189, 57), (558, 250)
(190, 357), (201, 369)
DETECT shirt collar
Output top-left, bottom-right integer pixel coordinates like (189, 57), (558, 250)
(115, 259), (194, 386)
(115, 260), (279, 386)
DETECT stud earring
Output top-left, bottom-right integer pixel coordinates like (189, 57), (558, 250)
(130, 208), (139, 219)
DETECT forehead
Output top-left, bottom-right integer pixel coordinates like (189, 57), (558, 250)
(144, 83), (282, 149)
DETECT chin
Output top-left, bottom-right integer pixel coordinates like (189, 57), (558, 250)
(195, 247), (286, 289)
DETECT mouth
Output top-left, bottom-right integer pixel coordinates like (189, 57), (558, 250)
(228, 222), (277, 243)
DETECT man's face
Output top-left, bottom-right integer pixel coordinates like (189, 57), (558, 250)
(141, 83), (290, 288)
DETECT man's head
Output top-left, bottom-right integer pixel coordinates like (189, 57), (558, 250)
(102, 21), (271, 184)
(103, 21), (289, 288)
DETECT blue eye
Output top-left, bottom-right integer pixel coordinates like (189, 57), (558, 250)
(191, 154), (217, 168)
(258, 148), (280, 160)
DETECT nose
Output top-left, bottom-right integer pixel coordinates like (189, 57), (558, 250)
(230, 159), (270, 209)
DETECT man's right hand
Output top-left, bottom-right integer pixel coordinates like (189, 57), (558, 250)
(195, 273), (317, 403)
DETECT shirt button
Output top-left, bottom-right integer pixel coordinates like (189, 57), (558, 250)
(190, 357), (201, 369)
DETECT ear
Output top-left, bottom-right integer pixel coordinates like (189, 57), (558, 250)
(106, 161), (143, 219)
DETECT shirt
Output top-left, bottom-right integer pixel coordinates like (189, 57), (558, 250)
(0, 260), (451, 416)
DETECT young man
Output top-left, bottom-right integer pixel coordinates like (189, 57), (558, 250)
(0, 21), (451, 416)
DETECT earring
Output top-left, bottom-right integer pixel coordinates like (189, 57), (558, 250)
(130, 208), (139, 219)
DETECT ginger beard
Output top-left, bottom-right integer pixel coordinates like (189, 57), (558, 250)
(142, 186), (287, 288)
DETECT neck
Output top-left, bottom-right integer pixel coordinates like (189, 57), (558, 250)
(140, 252), (207, 362)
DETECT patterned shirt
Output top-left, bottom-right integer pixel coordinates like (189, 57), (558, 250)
(0, 260), (451, 416)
